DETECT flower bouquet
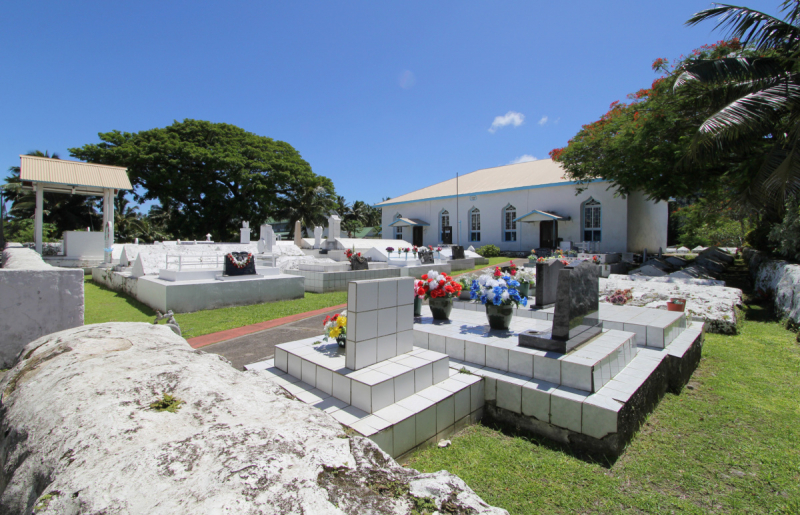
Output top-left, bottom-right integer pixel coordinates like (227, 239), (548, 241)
(515, 268), (535, 298)
(592, 255), (600, 264)
(323, 312), (347, 347)
(412, 246), (419, 257)
(345, 248), (361, 260)
(419, 270), (462, 320)
(470, 267), (527, 330)
(605, 288), (632, 306)
(385, 246), (394, 255)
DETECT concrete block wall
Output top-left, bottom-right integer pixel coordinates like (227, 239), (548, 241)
(0, 247), (84, 368)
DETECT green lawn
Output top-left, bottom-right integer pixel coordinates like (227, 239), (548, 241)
(454, 256), (516, 276)
(84, 277), (347, 339)
(407, 303), (800, 514)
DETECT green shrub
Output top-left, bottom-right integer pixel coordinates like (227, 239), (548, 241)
(476, 244), (500, 257)
(768, 196), (800, 260)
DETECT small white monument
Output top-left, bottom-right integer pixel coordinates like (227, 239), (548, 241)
(313, 226), (323, 249)
(327, 214), (341, 242)
(294, 220), (302, 247)
(260, 224), (274, 254)
(206, 233), (212, 242)
(240, 222), (251, 244)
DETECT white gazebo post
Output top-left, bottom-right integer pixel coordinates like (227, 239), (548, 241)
(34, 182), (44, 254)
(102, 188), (115, 265)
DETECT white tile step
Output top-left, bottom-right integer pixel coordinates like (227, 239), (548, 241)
(273, 337), (451, 413)
(254, 360), (484, 458)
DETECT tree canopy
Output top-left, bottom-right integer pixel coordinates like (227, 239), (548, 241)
(551, 0), (800, 219)
(69, 119), (334, 241)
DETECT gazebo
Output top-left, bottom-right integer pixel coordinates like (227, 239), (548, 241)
(19, 155), (132, 263)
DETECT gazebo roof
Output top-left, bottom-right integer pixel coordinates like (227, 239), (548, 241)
(20, 155), (132, 195)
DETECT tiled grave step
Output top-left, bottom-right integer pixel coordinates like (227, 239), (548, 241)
(274, 337), (450, 413)
(447, 320), (703, 440)
(254, 360), (484, 459)
(451, 301), (687, 348)
(414, 307), (638, 392)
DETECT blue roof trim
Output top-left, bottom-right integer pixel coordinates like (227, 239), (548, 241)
(374, 179), (607, 208)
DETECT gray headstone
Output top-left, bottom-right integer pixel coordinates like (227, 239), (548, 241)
(534, 260), (565, 307)
(451, 246), (465, 260)
(520, 261), (601, 353)
(328, 215), (341, 241)
(419, 248), (434, 264)
(551, 261), (599, 340)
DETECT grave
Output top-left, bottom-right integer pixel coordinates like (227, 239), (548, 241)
(419, 248), (434, 264)
(223, 252), (256, 276)
(534, 259), (565, 307)
(350, 254), (369, 271)
(451, 246), (466, 260)
(418, 280), (703, 457)
(240, 222), (250, 244)
(249, 277), (484, 459)
(520, 261), (602, 353)
(313, 226), (322, 249)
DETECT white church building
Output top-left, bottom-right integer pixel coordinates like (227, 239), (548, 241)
(376, 159), (667, 253)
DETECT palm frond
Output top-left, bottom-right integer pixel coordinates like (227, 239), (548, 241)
(674, 57), (783, 89)
(686, 4), (800, 52)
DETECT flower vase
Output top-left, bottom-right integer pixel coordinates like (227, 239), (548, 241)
(518, 283), (530, 298)
(428, 297), (453, 320)
(486, 303), (514, 330)
(667, 298), (686, 312)
(336, 335), (346, 348)
(414, 297), (423, 317)
(405, 253), (408, 260)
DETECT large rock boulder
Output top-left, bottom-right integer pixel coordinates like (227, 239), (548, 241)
(0, 323), (506, 514)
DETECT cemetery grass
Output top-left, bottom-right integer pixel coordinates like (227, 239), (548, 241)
(407, 303), (800, 514)
(83, 277), (348, 339)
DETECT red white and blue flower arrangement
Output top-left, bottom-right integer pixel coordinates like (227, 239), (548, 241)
(227, 252), (253, 268)
(470, 267), (528, 307)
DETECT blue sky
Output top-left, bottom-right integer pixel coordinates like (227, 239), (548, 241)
(1, 0), (780, 211)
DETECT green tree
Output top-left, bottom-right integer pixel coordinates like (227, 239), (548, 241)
(276, 177), (336, 237)
(676, 1), (800, 215)
(69, 119), (333, 241)
(114, 195), (149, 243)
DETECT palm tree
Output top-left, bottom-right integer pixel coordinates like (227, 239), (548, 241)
(676, 0), (800, 214)
(278, 178), (336, 237)
(114, 195), (149, 242)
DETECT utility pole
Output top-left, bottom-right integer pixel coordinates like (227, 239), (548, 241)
(456, 173), (459, 246)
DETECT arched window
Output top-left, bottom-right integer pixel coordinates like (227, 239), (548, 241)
(394, 213), (403, 240)
(440, 210), (450, 242)
(469, 208), (481, 242)
(582, 198), (601, 242)
(503, 205), (517, 242)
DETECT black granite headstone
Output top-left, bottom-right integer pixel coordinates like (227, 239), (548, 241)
(419, 249), (434, 264)
(534, 260), (565, 307)
(520, 261), (601, 353)
(350, 255), (369, 270)
(224, 252), (256, 276)
(451, 246), (465, 260)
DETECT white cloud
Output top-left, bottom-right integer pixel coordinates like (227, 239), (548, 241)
(489, 111), (525, 133)
(509, 154), (537, 164)
(538, 115), (548, 126)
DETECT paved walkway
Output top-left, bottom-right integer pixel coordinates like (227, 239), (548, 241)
(190, 304), (346, 370)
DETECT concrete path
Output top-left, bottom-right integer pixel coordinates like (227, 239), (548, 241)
(197, 306), (345, 370)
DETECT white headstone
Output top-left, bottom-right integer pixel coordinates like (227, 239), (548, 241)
(206, 233), (212, 242)
(130, 254), (146, 278)
(345, 277), (415, 370)
(134, 238), (139, 245)
(260, 224), (274, 254)
(328, 215), (341, 241)
(313, 226), (323, 249)
(120, 247), (130, 267)
(240, 221), (251, 244)
(467, 245), (475, 252)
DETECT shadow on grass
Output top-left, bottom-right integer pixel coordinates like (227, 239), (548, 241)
(475, 418), (621, 469)
(85, 277), (156, 318)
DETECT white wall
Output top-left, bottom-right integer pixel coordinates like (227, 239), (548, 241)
(381, 182), (632, 253)
(0, 247), (84, 368)
(63, 231), (104, 258)
(626, 190), (669, 252)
